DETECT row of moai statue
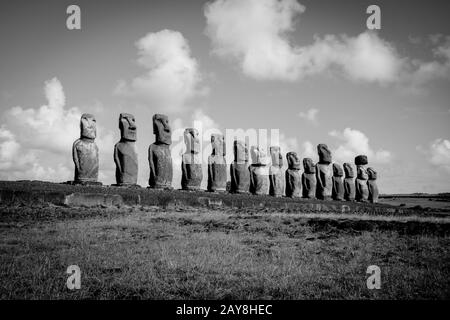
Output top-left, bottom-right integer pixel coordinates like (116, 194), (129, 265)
(72, 113), (379, 203)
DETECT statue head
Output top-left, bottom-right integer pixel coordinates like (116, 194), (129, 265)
(357, 165), (368, 180)
(333, 163), (343, 177)
(80, 113), (96, 140)
(119, 113), (137, 142)
(184, 128), (200, 154)
(211, 134), (225, 156)
(250, 146), (270, 166)
(317, 144), (332, 164)
(286, 152), (301, 170)
(355, 155), (368, 166)
(270, 146), (283, 167)
(367, 167), (377, 180)
(153, 114), (171, 145)
(303, 158), (316, 174)
(343, 163), (354, 178)
(234, 140), (248, 163)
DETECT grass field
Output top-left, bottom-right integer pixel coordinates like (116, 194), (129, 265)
(1, 204), (449, 299)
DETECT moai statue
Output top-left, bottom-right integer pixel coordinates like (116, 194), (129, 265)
(230, 139), (250, 194)
(332, 163), (344, 201)
(302, 158), (316, 199)
(355, 155), (369, 202)
(181, 128), (202, 191)
(114, 113), (138, 186)
(72, 113), (100, 185)
(208, 134), (227, 192)
(285, 152), (301, 198)
(148, 114), (172, 189)
(367, 167), (379, 204)
(249, 146), (270, 195)
(343, 163), (355, 201)
(315, 144), (333, 200)
(269, 146), (284, 197)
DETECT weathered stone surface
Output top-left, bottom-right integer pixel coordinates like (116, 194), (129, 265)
(73, 113), (99, 184)
(269, 146), (283, 197)
(317, 144), (332, 164)
(355, 165), (369, 202)
(148, 114), (172, 189)
(332, 163), (344, 201)
(285, 152), (301, 198)
(367, 167), (379, 204)
(181, 128), (202, 190)
(249, 146), (270, 195)
(208, 134), (227, 192)
(114, 113), (138, 186)
(302, 158), (316, 199)
(316, 163), (332, 200)
(343, 162), (355, 201)
(355, 155), (368, 166)
(230, 140), (250, 194)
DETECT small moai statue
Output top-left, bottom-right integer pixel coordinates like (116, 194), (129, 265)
(367, 167), (379, 204)
(302, 158), (316, 199)
(355, 155), (369, 202)
(208, 134), (227, 192)
(285, 152), (302, 198)
(230, 139), (250, 194)
(332, 163), (344, 201)
(181, 128), (203, 191)
(72, 113), (100, 185)
(148, 114), (173, 189)
(315, 144), (333, 200)
(343, 163), (356, 201)
(114, 113), (138, 186)
(249, 146), (270, 195)
(269, 146), (284, 197)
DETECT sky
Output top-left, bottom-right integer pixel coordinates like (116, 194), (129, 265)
(0, 0), (449, 194)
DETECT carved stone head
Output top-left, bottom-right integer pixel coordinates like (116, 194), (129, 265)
(303, 158), (316, 174)
(286, 152), (301, 170)
(119, 113), (137, 142)
(234, 140), (248, 163)
(250, 146), (270, 166)
(211, 134), (225, 156)
(367, 167), (377, 180)
(80, 113), (96, 140)
(184, 128), (200, 154)
(153, 114), (171, 145)
(343, 163), (354, 178)
(317, 144), (332, 164)
(270, 146), (283, 167)
(333, 163), (343, 177)
(357, 165), (368, 180)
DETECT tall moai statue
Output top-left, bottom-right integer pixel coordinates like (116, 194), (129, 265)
(343, 163), (355, 201)
(285, 152), (301, 198)
(367, 167), (379, 203)
(148, 114), (173, 189)
(208, 134), (227, 192)
(181, 128), (203, 191)
(332, 163), (344, 201)
(315, 144), (333, 200)
(302, 158), (316, 199)
(249, 146), (270, 195)
(355, 155), (369, 202)
(269, 146), (284, 197)
(72, 113), (100, 185)
(114, 113), (138, 186)
(230, 139), (250, 194)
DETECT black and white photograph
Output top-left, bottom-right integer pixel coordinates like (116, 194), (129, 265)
(0, 0), (449, 312)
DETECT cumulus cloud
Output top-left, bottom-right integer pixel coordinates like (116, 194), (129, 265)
(204, 0), (450, 87)
(115, 29), (207, 113)
(298, 108), (319, 125)
(417, 138), (450, 173)
(329, 128), (392, 164)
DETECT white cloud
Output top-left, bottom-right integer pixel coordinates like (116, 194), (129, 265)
(297, 108), (319, 124)
(417, 138), (450, 173)
(329, 128), (392, 164)
(115, 29), (206, 113)
(204, 0), (450, 87)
